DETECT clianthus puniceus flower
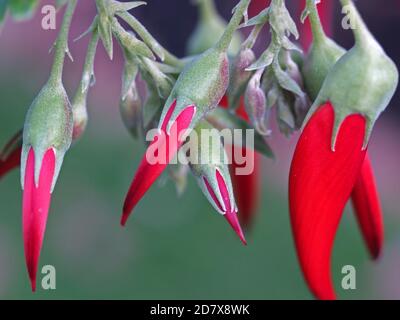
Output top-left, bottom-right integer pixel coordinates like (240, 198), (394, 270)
(300, 0), (384, 260)
(290, 0), (398, 299)
(186, 119), (246, 244)
(20, 0), (77, 291)
(121, 0), (251, 239)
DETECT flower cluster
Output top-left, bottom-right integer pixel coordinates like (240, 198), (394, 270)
(0, 0), (398, 299)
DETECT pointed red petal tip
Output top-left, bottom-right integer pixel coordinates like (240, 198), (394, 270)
(121, 101), (195, 226)
(224, 211), (247, 245)
(351, 155), (384, 260)
(216, 169), (246, 245)
(289, 103), (367, 300)
(23, 147), (55, 292)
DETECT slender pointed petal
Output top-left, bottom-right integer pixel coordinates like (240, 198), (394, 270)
(121, 101), (195, 225)
(23, 148), (55, 291)
(351, 155), (384, 259)
(289, 103), (366, 300)
(215, 169), (246, 245)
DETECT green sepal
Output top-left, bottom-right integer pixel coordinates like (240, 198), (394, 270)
(305, 0), (399, 150)
(112, 19), (155, 60)
(21, 80), (73, 191)
(96, 0), (114, 59)
(206, 108), (274, 159)
(158, 48), (229, 133)
(302, 37), (345, 101)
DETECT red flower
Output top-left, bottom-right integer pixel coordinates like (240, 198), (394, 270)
(121, 100), (195, 225)
(22, 147), (56, 291)
(289, 102), (367, 299)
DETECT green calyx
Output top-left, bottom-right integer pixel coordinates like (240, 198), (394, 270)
(301, 0), (346, 101)
(186, 119), (237, 215)
(186, 0), (242, 56)
(158, 0), (250, 134)
(305, 0), (399, 150)
(21, 81), (73, 191)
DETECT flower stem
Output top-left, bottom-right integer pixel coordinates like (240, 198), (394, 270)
(305, 0), (326, 44)
(117, 11), (183, 68)
(48, 0), (78, 85)
(73, 26), (99, 105)
(216, 0), (250, 52)
(339, 0), (373, 47)
(242, 23), (263, 49)
(198, 0), (217, 21)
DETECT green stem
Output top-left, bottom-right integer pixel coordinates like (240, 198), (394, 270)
(48, 0), (78, 85)
(306, 0), (326, 44)
(339, 0), (372, 47)
(215, 0), (250, 52)
(73, 28), (99, 105)
(242, 23), (263, 49)
(117, 11), (183, 68)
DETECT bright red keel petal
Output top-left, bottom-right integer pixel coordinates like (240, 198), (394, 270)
(22, 148), (55, 292)
(351, 155), (384, 259)
(289, 102), (366, 300)
(121, 103), (195, 225)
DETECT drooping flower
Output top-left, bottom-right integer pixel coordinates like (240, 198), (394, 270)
(300, 0), (385, 261)
(121, 0), (251, 225)
(186, 119), (246, 243)
(290, 0), (398, 299)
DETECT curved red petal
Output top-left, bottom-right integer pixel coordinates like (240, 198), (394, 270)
(231, 149), (260, 228)
(22, 148), (55, 292)
(289, 102), (366, 300)
(216, 170), (247, 245)
(121, 104), (195, 225)
(351, 155), (384, 259)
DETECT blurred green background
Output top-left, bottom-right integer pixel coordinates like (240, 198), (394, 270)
(0, 0), (399, 299)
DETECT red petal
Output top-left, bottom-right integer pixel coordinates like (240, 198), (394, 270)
(121, 102), (195, 225)
(299, 0), (335, 50)
(351, 154), (384, 259)
(289, 102), (366, 300)
(23, 148), (55, 292)
(0, 146), (21, 179)
(230, 149), (260, 228)
(216, 170), (247, 245)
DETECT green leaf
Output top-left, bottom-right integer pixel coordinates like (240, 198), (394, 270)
(269, 0), (298, 40)
(247, 45), (275, 71)
(110, 1), (146, 14)
(8, 0), (38, 21)
(206, 108), (274, 159)
(240, 7), (269, 28)
(272, 60), (304, 97)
